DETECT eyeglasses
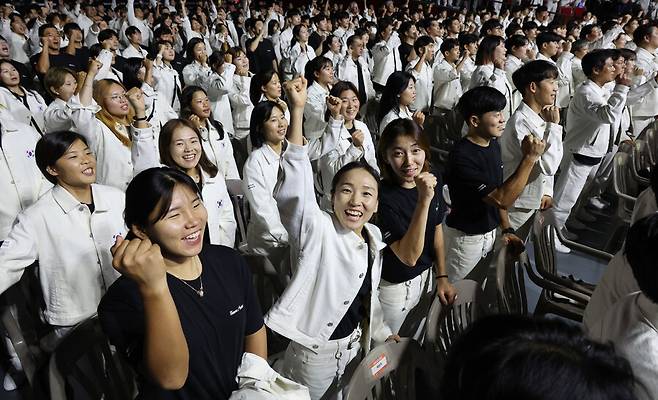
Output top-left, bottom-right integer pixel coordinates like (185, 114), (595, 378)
(106, 93), (127, 102)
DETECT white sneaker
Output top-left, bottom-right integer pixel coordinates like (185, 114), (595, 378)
(588, 197), (610, 210)
(3, 372), (16, 391)
(554, 239), (572, 254)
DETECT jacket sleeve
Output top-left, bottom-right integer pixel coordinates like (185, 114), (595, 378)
(130, 124), (160, 176)
(0, 212), (39, 295)
(200, 63), (236, 98)
(214, 178), (237, 247)
(68, 98), (103, 154)
(582, 84), (629, 124)
(275, 142), (323, 248)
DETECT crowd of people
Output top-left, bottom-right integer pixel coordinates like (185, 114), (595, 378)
(1, 0), (658, 398)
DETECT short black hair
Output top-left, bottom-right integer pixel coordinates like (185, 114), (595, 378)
(512, 60), (559, 96)
(38, 23), (57, 37)
(580, 24), (600, 40)
(414, 35), (433, 54)
(330, 160), (381, 197)
(633, 24), (656, 46)
(442, 315), (637, 400)
(457, 86), (506, 121)
(505, 34), (528, 53)
(458, 33), (478, 49)
(481, 18), (503, 36)
(35, 131), (89, 184)
(249, 69), (278, 106)
(440, 38), (459, 55)
(125, 25), (141, 37)
(346, 34), (360, 48)
(626, 214), (658, 303)
(582, 49), (616, 77)
(98, 28), (118, 42)
(536, 31), (562, 49)
(522, 21), (538, 32)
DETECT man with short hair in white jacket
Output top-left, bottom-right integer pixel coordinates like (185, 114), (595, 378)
(631, 24), (658, 137)
(337, 35), (375, 106)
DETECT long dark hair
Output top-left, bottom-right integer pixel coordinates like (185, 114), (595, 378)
(179, 85), (225, 140)
(158, 119), (219, 178)
(476, 35), (504, 65)
(304, 56), (333, 86)
(377, 71), (415, 123)
(249, 70), (279, 106)
(185, 37), (205, 63)
(249, 100), (286, 149)
(120, 57), (145, 90)
(124, 167), (202, 238)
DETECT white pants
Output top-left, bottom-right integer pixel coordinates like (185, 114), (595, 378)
(444, 226), (496, 283)
(378, 269), (431, 335)
(280, 329), (362, 400)
(553, 154), (600, 229)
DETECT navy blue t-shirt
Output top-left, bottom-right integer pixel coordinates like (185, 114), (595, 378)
(445, 137), (503, 234)
(377, 177), (447, 283)
(98, 245), (264, 400)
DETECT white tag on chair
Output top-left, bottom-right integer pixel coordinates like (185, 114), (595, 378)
(369, 354), (388, 378)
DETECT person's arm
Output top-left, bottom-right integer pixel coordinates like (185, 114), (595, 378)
(247, 31), (262, 52)
(244, 325), (267, 359)
(484, 135), (545, 209)
(388, 173), (436, 266)
(110, 236), (189, 390)
(142, 57), (154, 88)
(126, 87), (159, 176)
(126, 0), (139, 26)
(582, 77), (630, 124)
(412, 49), (426, 74)
(433, 225), (456, 305)
(0, 212), (39, 295)
(35, 39), (50, 75)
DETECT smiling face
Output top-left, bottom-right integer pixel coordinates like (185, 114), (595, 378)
(142, 184), (207, 260)
(53, 72), (78, 101)
(193, 42), (206, 61)
(534, 77), (558, 107)
(169, 125), (202, 172)
(102, 83), (130, 117)
(331, 168), (379, 235)
(315, 63), (334, 85)
(262, 73), (282, 100)
(48, 139), (96, 188)
(471, 110), (506, 139)
(385, 134), (426, 188)
(399, 79), (416, 107)
(263, 106), (288, 146)
(0, 38), (8, 57)
(339, 89), (360, 122)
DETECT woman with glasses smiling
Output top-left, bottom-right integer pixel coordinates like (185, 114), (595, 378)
(70, 59), (159, 191)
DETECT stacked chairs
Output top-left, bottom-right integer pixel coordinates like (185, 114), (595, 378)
(631, 139), (652, 186)
(495, 243), (529, 315)
(612, 152), (641, 225)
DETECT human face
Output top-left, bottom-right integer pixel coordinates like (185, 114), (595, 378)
(613, 34), (627, 49)
(625, 20), (639, 35)
(648, 27), (658, 48)
(190, 90), (211, 119)
(444, 45), (461, 63)
(317, 18), (328, 32)
(473, 110), (506, 138)
(489, 26), (503, 36)
(332, 168), (378, 235)
(232, 51), (249, 71)
(339, 89), (360, 122)
(263, 106), (288, 146)
(145, 184), (207, 260)
(0, 62), (19, 87)
(49, 139), (96, 187)
(316, 63), (334, 85)
(161, 42), (175, 61)
(381, 24), (393, 41)
(525, 28), (537, 40)
(42, 27), (61, 51)
(103, 83), (129, 116)
(129, 31), (141, 46)
(262, 73), (281, 99)
(593, 57), (617, 83)
(427, 20), (441, 37)
(296, 25), (309, 43)
(512, 43), (528, 59)
(102, 34), (119, 51)
(350, 38), (364, 58)
(53, 73), (77, 101)
(291, 14), (301, 26)
(587, 26), (602, 42)
(193, 43), (206, 62)
(534, 77), (558, 107)
(385, 134), (426, 187)
(465, 41), (478, 55)
(542, 40), (559, 57)
(330, 36), (341, 53)
(493, 41), (507, 63)
(449, 19), (461, 34)
(613, 57), (626, 77)
(406, 26), (418, 41)
(399, 79), (416, 107)
(0, 39), (8, 58)
(169, 125), (201, 172)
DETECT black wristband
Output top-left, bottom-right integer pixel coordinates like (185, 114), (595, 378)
(133, 116), (147, 121)
(436, 274), (449, 279)
(502, 227), (516, 235)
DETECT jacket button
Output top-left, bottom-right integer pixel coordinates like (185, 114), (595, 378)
(344, 300), (350, 305)
(327, 322), (333, 327)
(359, 273), (364, 278)
(312, 345), (319, 349)
(78, 206), (85, 212)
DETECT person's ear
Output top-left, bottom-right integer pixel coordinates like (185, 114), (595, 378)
(468, 114), (480, 128)
(130, 224), (149, 240)
(46, 165), (59, 178)
(529, 81), (537, 95)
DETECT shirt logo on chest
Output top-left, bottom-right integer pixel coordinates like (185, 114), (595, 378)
(25, 149), (35, 158)
(229, 304), (244, 316)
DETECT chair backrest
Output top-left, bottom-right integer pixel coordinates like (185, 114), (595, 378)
(633, 139), (652, 179)
(225, 179), (250, 252)
(645, 128), (657, 165)
(531, 212), (558, 279)
(48, 317), (135, 400)
(496, 244), (528, 315)
(344, 338), (436, 400)
(612, 152), (638, 219)
(424, 280), (481, 359)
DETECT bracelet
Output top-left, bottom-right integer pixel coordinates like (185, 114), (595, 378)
(436, 274), (449, 280)
(502, 227), (516, 235)
(133, 116), (147, 121)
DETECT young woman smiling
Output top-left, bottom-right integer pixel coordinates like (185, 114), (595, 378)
(265, 77), (395, 400)
(158, 118), (237, 247)
(43, 66), (81, 133)
(377, 71), (425, 134)
(0, 60), (47, 135)
(375, 118), (456, 335)
(99, 167), (266, 399)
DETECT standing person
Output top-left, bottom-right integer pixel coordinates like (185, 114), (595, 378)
(303, 56), (334, 143)
(0, 131), (124, 338)
(179, 85), (239, 180)
(432, 38), (467, 144)
(289, 24), (315, 77)
(227, 46), (253, 167)
(245, 17), (278, 75)
(458, 33), (478, 91)
(152, 40), (183, 113)
(444, 87), (544, 282)
(504, 34), (529, 84)
(317, 81), (379, 209)
(43, 67), (80, 133)
(376, 118), (456, 335)
(536, 32), (572, 110)
(158, 119), (237, 247)
(406, 36), (434, 114)
(321, 35), (343, 71)
(99, 167), (266, 399)
(630, 24), (658, 137)
(378, 71), (425, 134)
(370, 17), (402, 92)
(397, 21), (418, 70)
(0, 60), (47, 135)
(469, 35), (517, 121)
(69, 60), (159, 191)
(551, 50), (630, 253)
(267, 76), (395, 400)
(501, 60), (563, 239)
(337, 34), (375, 108)
(571, 39), (590, 89)
(181, 38), (211, 87)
